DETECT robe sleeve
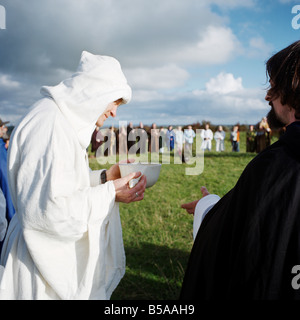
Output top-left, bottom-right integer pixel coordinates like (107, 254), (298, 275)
(193, 194), (220, 240)
(89, 169), (105, 187)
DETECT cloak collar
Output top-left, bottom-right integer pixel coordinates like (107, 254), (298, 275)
(280, 121), (300, 160)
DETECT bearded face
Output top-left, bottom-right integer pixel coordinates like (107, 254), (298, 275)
(266, 102), (286, 129)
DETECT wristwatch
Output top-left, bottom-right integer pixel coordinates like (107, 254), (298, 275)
(100, 170), (107, 184)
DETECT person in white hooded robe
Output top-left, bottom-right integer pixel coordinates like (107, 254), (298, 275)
(0, 51), (147, 300)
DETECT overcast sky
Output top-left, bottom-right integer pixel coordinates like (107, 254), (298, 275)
(1, 0), (300, 127)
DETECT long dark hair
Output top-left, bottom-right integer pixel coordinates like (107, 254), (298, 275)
(266, 40), (300, 119)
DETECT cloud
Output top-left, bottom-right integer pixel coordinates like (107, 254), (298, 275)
(191, 73), (268, 124)
(0, 1), (215, 69)
(196, 27), (241, 64)
(124, 65), (189, 90)
(209, 0), (256, 8)
(111, 72), (268, 126)
(0, 0), (244, 72)
(171, 26), (242, 66)
(0, 73), (20, 89)
(0, 0), (272, 126)
(205, 72), (243, 94)
(193, 72), (267, 116)
(247, 36), (274, 58)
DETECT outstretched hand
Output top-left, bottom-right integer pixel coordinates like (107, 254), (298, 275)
(181, 186), (210, 215)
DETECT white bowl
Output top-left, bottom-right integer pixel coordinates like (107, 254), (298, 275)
(119, 162), (162, 188)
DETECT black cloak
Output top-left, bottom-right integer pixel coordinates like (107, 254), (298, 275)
(180, 121), (300, 300)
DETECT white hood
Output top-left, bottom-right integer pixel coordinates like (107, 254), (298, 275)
(40, 51), (132, 148)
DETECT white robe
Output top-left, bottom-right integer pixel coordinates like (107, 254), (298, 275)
(0, 51), (132, 300)
(214, 130), (226, 152)
(200, 129), (213, 151)
(175, 130), (184, 146)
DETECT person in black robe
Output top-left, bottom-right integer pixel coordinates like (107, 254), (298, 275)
(90, 126), (104, 157)
(180, 40), (300, 300)
(127, 122), (135, 154)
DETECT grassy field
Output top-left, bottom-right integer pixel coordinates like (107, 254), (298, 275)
(88, 131), (276, 300)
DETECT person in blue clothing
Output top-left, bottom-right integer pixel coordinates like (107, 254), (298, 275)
(166, 125), (175, 151)
(0, 118), (15, 222)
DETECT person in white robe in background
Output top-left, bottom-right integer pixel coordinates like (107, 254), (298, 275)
(175, 126), (184, 158)
(200, 124), (213, 151)
(214, 126), (226, 152)
(183, 125), (195, 162)
(0, 51), (147, 300)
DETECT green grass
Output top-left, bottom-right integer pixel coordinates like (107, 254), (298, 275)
(88, 132), (276, 300)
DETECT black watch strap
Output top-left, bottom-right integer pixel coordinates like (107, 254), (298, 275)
(100, 170), (107, 184)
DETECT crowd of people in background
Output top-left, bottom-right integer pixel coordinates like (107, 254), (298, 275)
(90, 122), (199, 162)
(90, 118), (274, 159)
